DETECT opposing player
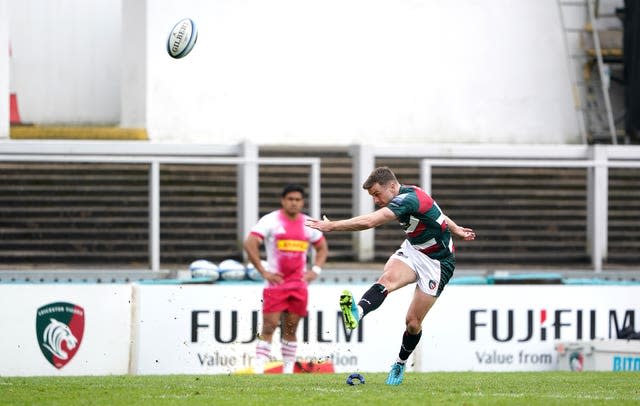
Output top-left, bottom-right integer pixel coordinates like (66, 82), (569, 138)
(244, 184), (328, 374)
(305, 167), (475, 385)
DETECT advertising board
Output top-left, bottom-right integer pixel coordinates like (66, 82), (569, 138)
(0, 284), (132, 376)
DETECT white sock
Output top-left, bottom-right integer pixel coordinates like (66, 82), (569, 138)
(281, 340), (297, 374)
(395, 357), (407, 365)
(357, 305), (364, 321)
(255, 339), (271, 374)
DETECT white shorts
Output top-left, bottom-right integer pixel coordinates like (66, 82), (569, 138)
(390, 239), (444, 297)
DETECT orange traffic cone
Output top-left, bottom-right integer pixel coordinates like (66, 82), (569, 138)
(9, 92), (21, 124)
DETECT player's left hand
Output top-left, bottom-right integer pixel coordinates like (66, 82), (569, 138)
(456, 227), (476, 241)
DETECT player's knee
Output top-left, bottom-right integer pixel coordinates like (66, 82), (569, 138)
(376, 274), (389, 286)
(262, 324), (277, 336)
(405, 317), (422, 334)
(282, 325), (297, 338)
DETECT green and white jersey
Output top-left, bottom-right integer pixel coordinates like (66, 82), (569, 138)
(386, 185), (454, 260)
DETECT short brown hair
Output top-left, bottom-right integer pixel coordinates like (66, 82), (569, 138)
(362, 166), (398, 189)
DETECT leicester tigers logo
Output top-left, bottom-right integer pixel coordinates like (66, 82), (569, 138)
(36, 302), (85, 369)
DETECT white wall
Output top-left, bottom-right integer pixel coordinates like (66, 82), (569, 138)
(0, 0), (9, 138)
(9, 0), (582, 144)
(120, 0), (146, 128)
(145, 0), (580, 144)
(8, 0), (121, 125)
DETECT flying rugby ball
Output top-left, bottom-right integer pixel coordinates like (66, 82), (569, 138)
(167, 18), (198, 59)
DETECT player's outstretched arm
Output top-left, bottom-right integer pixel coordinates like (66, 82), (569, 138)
(305, 208), (396, 232)
(443, 215), (476, 241)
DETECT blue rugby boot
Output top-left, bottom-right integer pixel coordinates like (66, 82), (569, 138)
(339, 290), (359, 330)
(385, 362), (405, 385)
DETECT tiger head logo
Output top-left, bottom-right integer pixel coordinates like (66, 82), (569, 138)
(36, 302), (85, 369)
(43, 318), (78, 360)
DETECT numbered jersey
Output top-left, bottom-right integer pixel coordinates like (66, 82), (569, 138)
(249, 209), (324, 283)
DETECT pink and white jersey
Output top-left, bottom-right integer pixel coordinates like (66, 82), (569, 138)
(249, 209), (324, 284)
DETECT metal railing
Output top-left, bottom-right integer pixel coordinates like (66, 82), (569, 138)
(2, 141), (639, 273)
(350, 144), (640, 272)
(0, 141), (320, 272)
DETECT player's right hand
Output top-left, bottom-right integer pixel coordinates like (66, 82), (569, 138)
(304, 215), (331, 232)
(262, 271), (283, 284)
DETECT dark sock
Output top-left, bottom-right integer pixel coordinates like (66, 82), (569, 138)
(399, 330), (422, 361)
(358, 283), (388, 317)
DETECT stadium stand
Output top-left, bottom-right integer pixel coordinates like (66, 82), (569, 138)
(1, 146), (639, 273)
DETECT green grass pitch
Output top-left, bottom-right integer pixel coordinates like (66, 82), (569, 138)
(1, 372), (639, 405)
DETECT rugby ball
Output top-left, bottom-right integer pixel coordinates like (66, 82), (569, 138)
(218, 259), (247, 281)
(189, 259), (220, 281)
(245, 260), (268, 281)
(167, 18), (198, 59)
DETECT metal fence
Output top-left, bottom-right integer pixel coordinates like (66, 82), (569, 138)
(350, 144), (640, 272)
(1, 141), (639, 274)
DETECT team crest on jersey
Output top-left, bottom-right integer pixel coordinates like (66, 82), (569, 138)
(36, 302), (85, 369)
(429, 280), (437, 290)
